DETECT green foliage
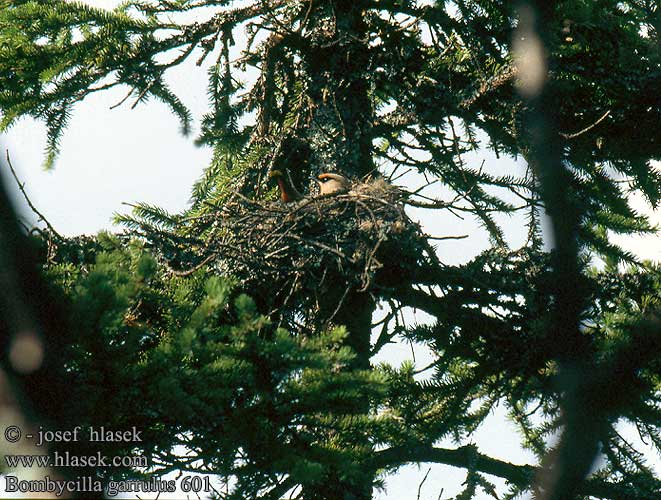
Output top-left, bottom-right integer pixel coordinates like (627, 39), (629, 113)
(0, 0), (188, 167)
(38, 231), (661, 498)
(43, 236), (393, 496)
(3, 0), (661, 499)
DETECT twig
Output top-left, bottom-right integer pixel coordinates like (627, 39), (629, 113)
(407, 179), (440, 197)
(427, 234), (468, 240)
(5, 150), (63, 240)
(389, 168), (413, 182)
(109, 87), (134, 109)
(413, 360), (438, 375)
(167, 253), (218, 277)
(560, 110), (611, 139)
(287, 234), (354, 262)
(354, 198), (379, 229)
(417, 467), (432, 500)
(131, 80), (157, 109)
(328, 285), (352, 323)
(264, 245), (291, 259)
(359, 235), (385, 292)
(405, 198), (451, 209)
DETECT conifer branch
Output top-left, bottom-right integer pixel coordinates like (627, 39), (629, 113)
(369, 444), (657, 500)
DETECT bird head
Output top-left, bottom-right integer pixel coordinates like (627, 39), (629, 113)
(315, 173), (350, 195)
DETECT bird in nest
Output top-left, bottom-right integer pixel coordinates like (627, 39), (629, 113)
(315, 173), (351, 196)
(269, 169), (351, 202)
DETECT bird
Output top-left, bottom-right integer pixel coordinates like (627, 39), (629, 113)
(315, 173), (351, 196)
(269, 169), (304, 202)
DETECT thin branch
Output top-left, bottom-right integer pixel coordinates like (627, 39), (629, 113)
(167, 252), (218, 277)
(427, 234), (469, 241)
(109, 88), (134, 110)
(287, 234), (354, 262)
(417, 467), (432, 500)
(131, 80), (157, 109)
(5, 151), (63, 240)
(559, 110), (611, 139)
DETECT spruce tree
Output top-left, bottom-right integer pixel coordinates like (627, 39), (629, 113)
(1, 1), (660, 499)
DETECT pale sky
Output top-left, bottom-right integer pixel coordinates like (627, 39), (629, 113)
(0, 1), (658, 499)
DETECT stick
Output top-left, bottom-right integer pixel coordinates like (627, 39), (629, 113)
(560, 110), (611, 139)
(417, 467), (432, 500)
(5, 150), (63, 240)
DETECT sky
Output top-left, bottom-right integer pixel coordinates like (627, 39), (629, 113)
(0, 1), (659, 499)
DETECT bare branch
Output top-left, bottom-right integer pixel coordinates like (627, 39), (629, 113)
(5, 151), (63, 240)
(559, 110), (611, 139)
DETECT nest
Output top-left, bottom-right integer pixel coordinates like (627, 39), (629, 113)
(155, 178), (432, 330)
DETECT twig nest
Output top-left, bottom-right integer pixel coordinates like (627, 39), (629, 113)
(202, 179), (429, 321)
